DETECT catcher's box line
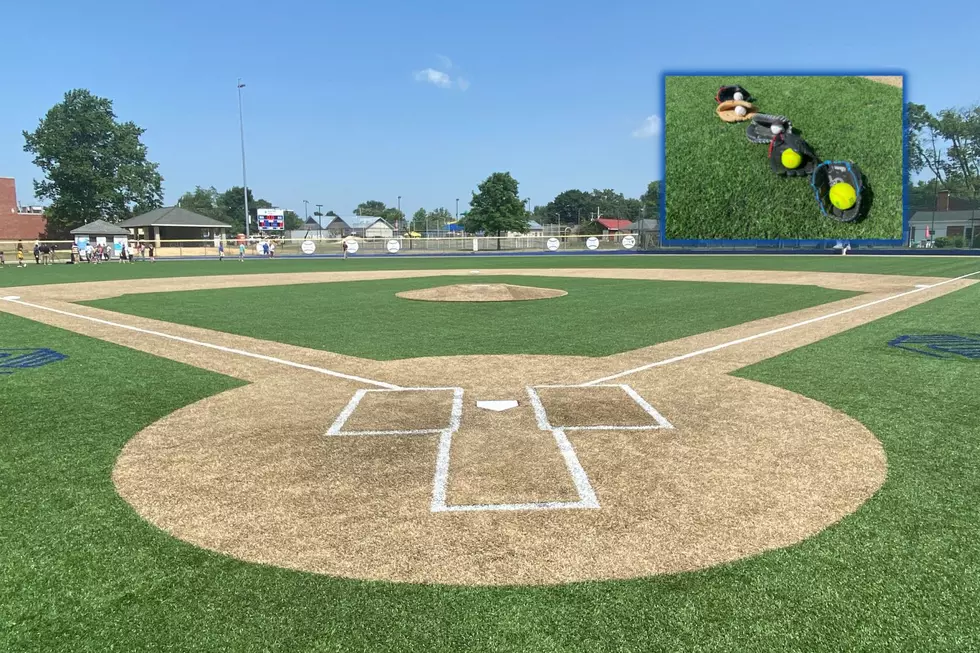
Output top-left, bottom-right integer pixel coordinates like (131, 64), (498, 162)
(528, 384), (674, 431)
(0, 297), (400, 390)
(582, 270), (980, 386)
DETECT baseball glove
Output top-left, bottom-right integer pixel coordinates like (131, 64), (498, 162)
(715, 85), (752, 103)
(746, 114), (793, 143)
(811, 161), (865, 222)
(716, 100), (757, 122)
(768, 132), (818, 177)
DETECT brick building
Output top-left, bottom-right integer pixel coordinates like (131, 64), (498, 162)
(0, 177), (47, 241)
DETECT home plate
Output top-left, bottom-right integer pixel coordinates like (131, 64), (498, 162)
(476, 400), (518, 412)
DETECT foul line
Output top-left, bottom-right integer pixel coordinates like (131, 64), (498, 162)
(0, 296), (400, 390)
(583, 270), (980, 386)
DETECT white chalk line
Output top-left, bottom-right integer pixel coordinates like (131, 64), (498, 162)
(529, 384), (674, 431)
(583, 269), (980, 386)
(326, 387), (460, 436)
(0, 296), (399, 390)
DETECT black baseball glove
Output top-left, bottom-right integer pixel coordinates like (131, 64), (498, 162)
(811, 161), (865, 222)
(746, 114), (793, 143)
(715, 85), (752, 103)
(768, 132), (818, 177)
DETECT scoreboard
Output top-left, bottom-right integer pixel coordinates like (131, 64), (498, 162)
(257, 208), (285, 231)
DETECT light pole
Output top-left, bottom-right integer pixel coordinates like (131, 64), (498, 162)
(455, 198), (459, 221)
(303, 199), (309, 221)
(316, 203), (323, 239)
(397, 196), (401, 233)
(237, 79), (250, 239)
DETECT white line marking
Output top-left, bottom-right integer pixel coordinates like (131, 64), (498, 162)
(583, 269), (980, 385)
(0, 296), (399, 389)
(430, 388), (465, 512)
(2, 296), (20, 300)
(327, 387), (461, 436)
(529, 384), (674, 431)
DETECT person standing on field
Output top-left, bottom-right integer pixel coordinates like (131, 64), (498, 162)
(218, 240), (225, 261)
(238, 241), (246, 262)
(17, 241), (26, 267)
(33, 241), (40, 264)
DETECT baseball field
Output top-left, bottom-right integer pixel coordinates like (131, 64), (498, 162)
(2, 254), (979, 651)
(663, 75), (905, 241)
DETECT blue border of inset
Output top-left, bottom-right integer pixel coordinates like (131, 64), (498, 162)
(658, 71), (909, 248)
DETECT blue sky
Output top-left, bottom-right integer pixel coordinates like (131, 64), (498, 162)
(2, 0), (977, 218)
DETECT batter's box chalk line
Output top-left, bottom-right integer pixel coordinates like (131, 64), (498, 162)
(323, 384), (673, 513)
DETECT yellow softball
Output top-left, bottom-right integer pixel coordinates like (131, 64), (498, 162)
(780, 148), (803, 169)
(829, 182), (857, 210)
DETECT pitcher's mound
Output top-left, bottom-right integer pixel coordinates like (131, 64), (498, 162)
(396, 283), (567, 302)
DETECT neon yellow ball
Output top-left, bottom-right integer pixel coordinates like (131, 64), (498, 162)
(780, 148), (803, 169)
(829, 182), (857, 210)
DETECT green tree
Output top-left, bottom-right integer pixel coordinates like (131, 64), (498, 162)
(23, 88), (164, 236)
(461, 172), (529, 249)
(353, 200), (387, 217)
(283, 210), (302, 230)
(545, 189), (593, 225)
(177, 186), (226, 221)
(640, 181), (660, 217)
(426, 207), (453, 231)
(410, 207), (427, 232)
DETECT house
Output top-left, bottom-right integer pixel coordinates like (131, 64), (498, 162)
(909, 192), (979, 246)
(321, 216), (395, 239)
(626, 219), (660, 235)
(117, 207), (232, 247)
(0, 177), (47, 240)
(70, 220), (131, 258)
(596, 218), (632, 234)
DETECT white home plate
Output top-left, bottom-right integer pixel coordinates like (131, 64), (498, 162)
(476, 400), (518, 412)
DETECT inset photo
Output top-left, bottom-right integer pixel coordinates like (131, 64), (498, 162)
(663, 74), (905, 242)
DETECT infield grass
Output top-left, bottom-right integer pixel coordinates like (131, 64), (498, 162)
(664, 75), (904, 240)
(1, 253), (978, 289)
(2, 280), (979, 651)
(82, 276), (858, 359)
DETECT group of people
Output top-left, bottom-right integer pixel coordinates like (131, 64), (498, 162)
(72, 241), (155, 264)
(0, 240), (52, 268)
(0, 239), (161, 268)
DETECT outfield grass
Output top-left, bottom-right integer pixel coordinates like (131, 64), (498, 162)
(2, 281), (978, 651)
(664, 75), (904, 240)
(1, 253), (978, 289)
(83, 276), (858, 359)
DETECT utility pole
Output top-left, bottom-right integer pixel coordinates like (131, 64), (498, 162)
(316, 203), (323, 239)
(237, 79), (250, 238)
(397, 195), (401, 233)
(303, 200), (309, 221)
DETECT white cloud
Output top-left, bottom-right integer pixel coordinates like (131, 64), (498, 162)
(414, 56), (469, 91)
(631, 115), (662, 138)
(414, 68), (452, 88)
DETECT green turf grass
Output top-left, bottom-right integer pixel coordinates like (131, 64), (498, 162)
(2, 281), (979, 651)
(1, 253), (977, 290)
(82, 276), (858, 360)
(664, 75), (904, 240)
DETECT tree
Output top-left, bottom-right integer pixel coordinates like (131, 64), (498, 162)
(426, 207), (453, 231)
(283, 210), (303, 230)
(177, 186), (225, 221)
(22, 88), (164, 236)
(353, 200), (387, 217)
(410, 207), (427, 232)
(640, 181), (660, 217)
(461, 172), (529, 248)
(545, 189), (593, 225)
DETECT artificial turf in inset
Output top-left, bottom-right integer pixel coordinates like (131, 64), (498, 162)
(664, 75), (904, 241)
